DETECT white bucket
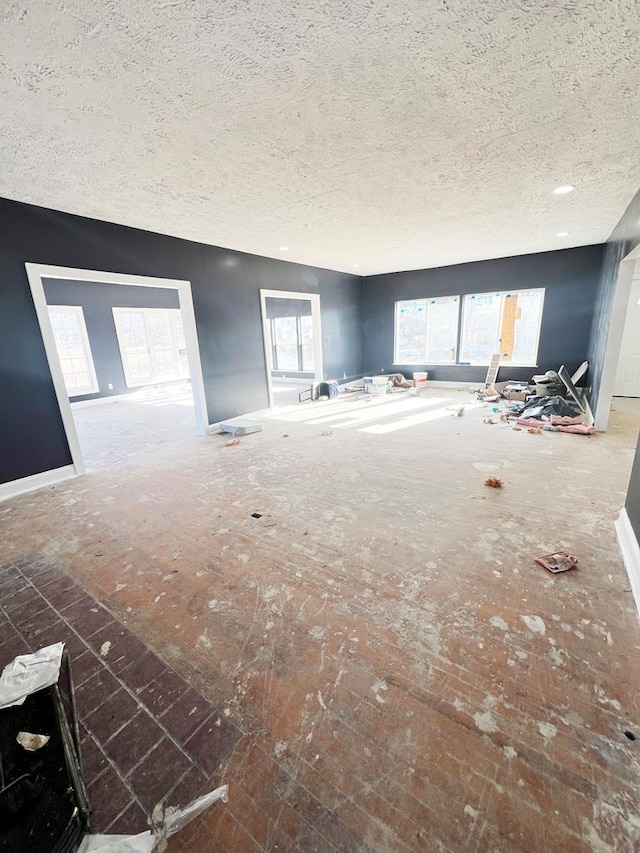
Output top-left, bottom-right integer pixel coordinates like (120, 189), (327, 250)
(413, 371), (428, 388)
(371, 376), (389, 396)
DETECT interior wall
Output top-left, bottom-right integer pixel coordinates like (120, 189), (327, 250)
(0, 196), (362, 486)
(361, 245), (603, 384)
(43, 279), (181, 402)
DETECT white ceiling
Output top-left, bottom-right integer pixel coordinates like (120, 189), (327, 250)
(1, 1), (640, 276)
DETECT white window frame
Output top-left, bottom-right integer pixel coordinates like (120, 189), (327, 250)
(112, 306), (189, 388)
(460, 287), (545, 367)
(47, 305), (99, 396)
(393, 296), (460, 365)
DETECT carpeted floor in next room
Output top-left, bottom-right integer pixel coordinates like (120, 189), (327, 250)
(1, 388), (640, 852)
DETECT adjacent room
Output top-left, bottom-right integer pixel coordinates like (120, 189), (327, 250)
(1, 2), (640, 852)
(42, 275), (201, 471)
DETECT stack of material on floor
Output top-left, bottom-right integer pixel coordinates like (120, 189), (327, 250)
(515, 395), (594, 434)
(501, 383), (531, 402)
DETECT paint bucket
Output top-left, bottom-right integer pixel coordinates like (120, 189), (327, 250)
(371, 376), (389, 396)
(363, 377), (374, 394)
(413, 371), (428, 389)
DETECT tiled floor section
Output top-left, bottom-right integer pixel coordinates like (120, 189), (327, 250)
(0, 555), (242, 834)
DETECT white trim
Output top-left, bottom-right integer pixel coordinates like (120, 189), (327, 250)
(615, 507), (640, 621)
(71, 393), (132, 409)
(417, 380), (479, 389)
(259, 290), (323, 408)
(23, 264), (210, 486)
(0, 465), (76, 502)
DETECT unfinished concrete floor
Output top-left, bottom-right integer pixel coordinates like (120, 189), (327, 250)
(2, 389), (640, 851)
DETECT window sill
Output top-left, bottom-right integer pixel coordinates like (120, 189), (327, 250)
(393, 362), (538, 369)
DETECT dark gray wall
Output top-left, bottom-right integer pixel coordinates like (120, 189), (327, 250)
(362, 245), (604, 384)
(0, 196), (362, 485)
(43, 279), (180, 402)
(628, 447), (640, 543)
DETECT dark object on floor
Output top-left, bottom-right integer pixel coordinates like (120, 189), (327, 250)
(318, 380), (340, 400)
(251, 512), (262, 519)
(534, 551), (578, 574)
(484, 477), (503, 488)
(0, 652), (91, 852)
(519, 395), (579, 420)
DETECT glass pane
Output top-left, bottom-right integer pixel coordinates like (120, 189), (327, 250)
(426, 297), (458, 362)
(115, 312), (153, 383)
(461, 293), (502, 364)
(509, 290), (544, 365)
(49, 308), (96, 394)
(274, 317), (299, 371)
(395, 299), (427, 363)
(300, 314), (314, 371)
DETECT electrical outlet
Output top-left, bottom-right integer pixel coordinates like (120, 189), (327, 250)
(108, 383), (114, 390)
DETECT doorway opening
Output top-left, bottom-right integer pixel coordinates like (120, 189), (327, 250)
(25, 264), (209, 480)
(595, 247), (640, 430)
(613, 264), (640, 399)
(259, 290), (323, 408)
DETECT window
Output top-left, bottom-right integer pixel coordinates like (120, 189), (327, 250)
(394, 288), (544, 367)
(273, 317), (299, 371)
(48, 305), (99, 396)
(394, 297), (459, 364)
(112, 307), (189, 387)
(269, 314), (315, 372)
(460, 288), (544, 366)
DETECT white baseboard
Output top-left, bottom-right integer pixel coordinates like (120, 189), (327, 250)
(615, 507), (640, 620)
(417, 380), (479, 389)
(71, 393), (131, 409)
(0, 465), (78, 502)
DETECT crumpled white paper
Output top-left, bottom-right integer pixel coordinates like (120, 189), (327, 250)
(77, 832), (155, 853)
(0, 642), (65, 710)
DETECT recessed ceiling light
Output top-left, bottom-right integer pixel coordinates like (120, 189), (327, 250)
(557, 231), (569, 237)
(553, 185), (575, 195)
(279, 246), (289, 252)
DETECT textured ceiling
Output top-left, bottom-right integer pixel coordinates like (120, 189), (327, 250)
(1, 1), (640, 275)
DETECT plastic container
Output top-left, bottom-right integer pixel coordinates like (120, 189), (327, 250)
(363, 377), (374, 394)
(371, 376), (389, 396)
(413, 371), (428, 389)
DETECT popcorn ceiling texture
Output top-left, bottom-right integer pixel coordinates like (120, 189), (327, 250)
(1, 0), (639, 274)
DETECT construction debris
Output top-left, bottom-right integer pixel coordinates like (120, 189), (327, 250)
(224, 437), (241, 447)
(535, 551), (578, 574)
(16, 732), (50, 752)
(484, 477), (503, 488)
